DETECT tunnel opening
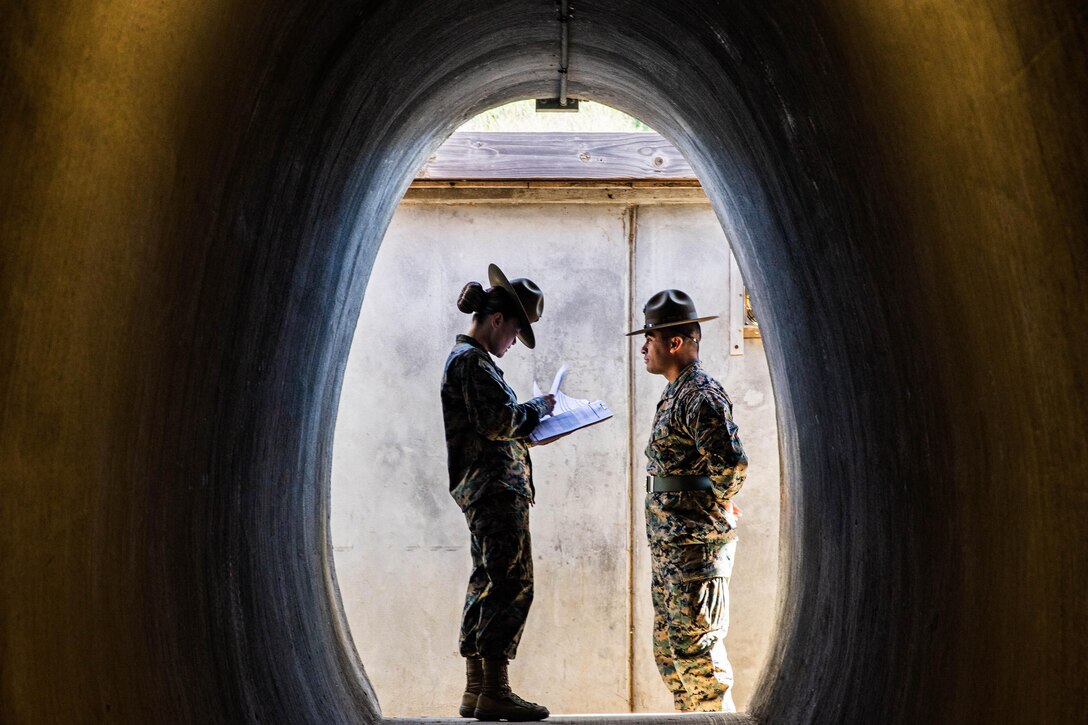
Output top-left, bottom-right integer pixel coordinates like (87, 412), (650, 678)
(186, 2), (886, 715)
(0, 2), (977, 722)
(328, 101), (782, 716)
(3, 2), (1084, 723)
(236, 7), (837, 718)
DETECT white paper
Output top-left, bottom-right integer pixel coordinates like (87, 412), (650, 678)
(530, 400), (614, 444)
(530, 364), (613, 443)
(549, 365), (568, 396)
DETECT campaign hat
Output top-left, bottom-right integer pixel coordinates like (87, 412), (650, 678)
(488, 263), (543, 349)
(625, 289), (718, 336)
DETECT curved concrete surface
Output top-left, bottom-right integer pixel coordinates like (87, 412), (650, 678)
(1, 1), (1085, 723)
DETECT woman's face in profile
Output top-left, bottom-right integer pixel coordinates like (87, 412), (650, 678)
(490, 314), (521, 358)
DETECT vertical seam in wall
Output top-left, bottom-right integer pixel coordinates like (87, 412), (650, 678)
(624, 203), (638, 712)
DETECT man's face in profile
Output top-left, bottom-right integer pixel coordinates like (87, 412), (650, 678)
(641, 331), (670, 375)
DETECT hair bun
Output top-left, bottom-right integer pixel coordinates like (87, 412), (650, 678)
(457, 281), (487, 314)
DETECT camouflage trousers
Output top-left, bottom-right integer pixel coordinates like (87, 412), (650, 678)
(459, 490), (534, 659)
(650, 539), (738, 712)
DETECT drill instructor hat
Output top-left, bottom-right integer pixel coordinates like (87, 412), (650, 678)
(488, 263), (544, 349)
(625, 289), (718, 336)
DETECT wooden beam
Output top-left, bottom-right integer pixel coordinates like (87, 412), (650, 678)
(400, 186), (709, 205)
(417, 132), (697, 180)
(409, 179), (702, 189)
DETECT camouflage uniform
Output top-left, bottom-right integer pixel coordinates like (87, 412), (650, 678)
(645, 361), (747, 712)
(442, 334), (550, 659)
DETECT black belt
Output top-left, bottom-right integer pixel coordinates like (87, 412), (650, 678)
(646, 475), (714, 493)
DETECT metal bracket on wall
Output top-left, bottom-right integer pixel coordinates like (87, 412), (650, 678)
(729, 253), (746, 356)
(536, 97), (579, 112)
(536, 1), (578, 112)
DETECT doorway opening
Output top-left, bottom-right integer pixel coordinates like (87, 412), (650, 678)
(330, 101), (780, 715)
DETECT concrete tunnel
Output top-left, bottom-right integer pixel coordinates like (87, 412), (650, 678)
(1, 1), (1085, 723)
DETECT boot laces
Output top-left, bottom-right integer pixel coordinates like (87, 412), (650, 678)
(502, 689), (540, 709)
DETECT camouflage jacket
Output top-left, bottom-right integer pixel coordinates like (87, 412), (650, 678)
(645, 361), (748, 580)
(442, 334), (550, 511)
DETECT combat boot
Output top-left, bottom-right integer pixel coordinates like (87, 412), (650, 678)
(474, 657), (549, 721)
(460, 657), (484, 717)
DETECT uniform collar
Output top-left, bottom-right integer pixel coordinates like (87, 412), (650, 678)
(664, 360), (701, 396)
(457, 334), (503, 374)
(456, 333), (486, 352)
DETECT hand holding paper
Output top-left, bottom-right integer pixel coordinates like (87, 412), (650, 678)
(530, 365), (613, 444)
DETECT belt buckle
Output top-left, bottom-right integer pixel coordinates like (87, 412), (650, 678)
(645, 475), (652, 493)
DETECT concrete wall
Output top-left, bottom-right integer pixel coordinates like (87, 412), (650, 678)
(331, 199), (780, 714)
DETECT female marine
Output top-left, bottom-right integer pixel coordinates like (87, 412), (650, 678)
(441, 263), (554, 721)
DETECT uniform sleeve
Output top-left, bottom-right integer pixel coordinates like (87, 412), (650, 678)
(683, 390), (748, 499)
(461, 356), (549, 440)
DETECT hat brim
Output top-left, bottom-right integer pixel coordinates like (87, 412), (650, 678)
(624, 315), (719, 336)
(488, 263), (536, 349)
